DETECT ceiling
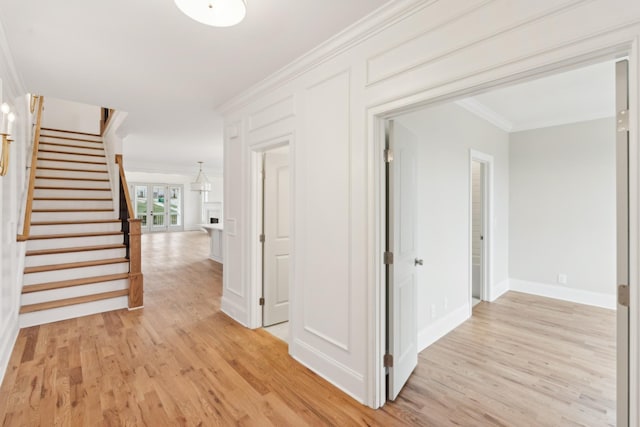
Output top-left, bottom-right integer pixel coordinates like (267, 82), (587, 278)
(454, 60), (616, 133)
(0, 0), (389, 175)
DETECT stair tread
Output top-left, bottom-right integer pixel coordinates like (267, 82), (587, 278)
(22, 273), (129, 293)
(39, 141), (104, 151)
(40, 134), (103, 144)
(20, 289), (129, 313)
(38, 148), (105, 158)
(36, 175), (109, 182)
(34, 186), (111, 191)
(32, 208), (113, 213)
(26, 243), (125, 256)
(27, 231), (122, 240)
(38, 157), (107, 165)
(30, 219), (120, 226)
(24, 257), (128, 274)
(40, 127), (102, 137)
(34, 197), (112, 201)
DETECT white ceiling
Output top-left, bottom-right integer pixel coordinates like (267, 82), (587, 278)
(0, 0), (389, 175)
(455, 60), (616, 133)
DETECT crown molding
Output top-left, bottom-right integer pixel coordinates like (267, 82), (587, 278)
(455, 97), (514, 132)
(0, 17), (26, 100)
(218, 0), (435, 114)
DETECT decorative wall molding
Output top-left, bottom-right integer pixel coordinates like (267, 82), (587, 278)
(456, 98), (514, 132)
(248, 95), (295, 132)
(218, 0), (434, 113)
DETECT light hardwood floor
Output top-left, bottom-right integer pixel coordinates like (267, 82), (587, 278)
(0, 231), (616, 426)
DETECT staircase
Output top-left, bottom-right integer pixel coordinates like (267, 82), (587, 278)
(19, 127), (130, 327)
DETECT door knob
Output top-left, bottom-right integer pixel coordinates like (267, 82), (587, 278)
(414, 258), (423, 266)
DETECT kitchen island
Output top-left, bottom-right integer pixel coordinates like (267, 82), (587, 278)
(201, 224), (223, 263)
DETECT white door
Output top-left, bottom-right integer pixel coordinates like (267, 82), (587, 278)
(471, 160), (484, 301)
(387, 121), (419, 401)
(615, 58), (630, 427)
(130, 184), (184, 233)
(263, 148), (290, 326)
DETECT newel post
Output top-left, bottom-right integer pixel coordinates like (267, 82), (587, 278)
(128, 218), (144, 308)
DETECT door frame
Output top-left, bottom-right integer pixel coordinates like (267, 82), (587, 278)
(367, 44), (638, 421)
(468, 150), (494, 309)
(247, 135), (294, 330)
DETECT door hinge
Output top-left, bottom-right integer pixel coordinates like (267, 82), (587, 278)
(384, 251), (394, 265)
(617, 109), (629, 132)
(384, 148), (393, 163)
(259, 297), (265, 306)
(383, 353), (393, 368)
(259, 234), (265, 243)
(618, 284), (630, 307)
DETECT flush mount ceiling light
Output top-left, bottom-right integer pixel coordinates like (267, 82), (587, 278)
(175, 0), (246, 27)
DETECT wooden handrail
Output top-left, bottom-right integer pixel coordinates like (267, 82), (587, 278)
(115, 154), (134, 219)
(100, 108), (115, 136)
(17, 95), (44, 241)
(115, 153), (143, 308)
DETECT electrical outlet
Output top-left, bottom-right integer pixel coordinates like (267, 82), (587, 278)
(558, 274), (567, 285)
(431, 304), (436, 319)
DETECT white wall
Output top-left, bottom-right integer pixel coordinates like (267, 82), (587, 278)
(0, 19), (29, 386)
(509, 118), (617, 306)
(40, 97), (100, 134)
(124, 171), (222, 231)
(396, 103), (510, 350)
(221, 0), (640, 411)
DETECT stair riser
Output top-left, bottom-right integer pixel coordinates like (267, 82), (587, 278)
(30, 222), (121, 235)
(38, 151), (106, 163)
(31, 211), (116, 222)
(40, 130), (102, 141)
(37, 159), (107, 172)
(34, 188), (112, 199)
(23, 262), (129, 286)
(19, 296), (129, 328)
(40, 135), (102, 147)
(21, 279), (129, 305)
(33, 200), (113, 210)
(39, 143), (105, 156)
(25, 247), (127, 268)
(36, 168), (108, 180)
(35, 178), (111, 189)
(26, 234), (123, 251)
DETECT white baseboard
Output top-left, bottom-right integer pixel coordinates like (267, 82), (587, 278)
(509, 278), (616, 310)
(220, 296), (249, 327)
(0, 314), (19, 387)
(490, 278), (510, 302)
(418, 304), (470, 352)
(291, 338), (365, 405)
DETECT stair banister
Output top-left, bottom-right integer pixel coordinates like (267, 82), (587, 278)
(17, 95), (44, 242)
(115, 154), (143, 308)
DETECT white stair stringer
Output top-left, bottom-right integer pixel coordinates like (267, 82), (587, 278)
(19, 127), (132, 327)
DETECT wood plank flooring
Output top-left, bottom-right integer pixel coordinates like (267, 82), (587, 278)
(0, 231), (616, 426)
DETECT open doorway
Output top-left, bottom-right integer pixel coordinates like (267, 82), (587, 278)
(259, 145), (291, 341)
(381, 58), (629, 424)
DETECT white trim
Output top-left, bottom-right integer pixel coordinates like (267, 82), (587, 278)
(370, 46), (637, 412)
(220, 295), (249, 327)
(0, 314), (18, 387)
(418, 305), (470, 352)
(247, 136), (293, 330)
(456, 98), (514, 132)
(468, 150), (494, 317)
(490, 278), (510, 302)
(510, 278), (617, 310)
(219, 0), (432, 113)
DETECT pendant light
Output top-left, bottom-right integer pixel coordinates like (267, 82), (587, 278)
(190, 161), (212, 192)
(174, 0), (247, 27)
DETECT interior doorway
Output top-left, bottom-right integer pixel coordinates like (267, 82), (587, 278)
(380, 57), (630, 425)
(260, 146), (291, 338)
